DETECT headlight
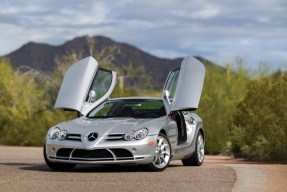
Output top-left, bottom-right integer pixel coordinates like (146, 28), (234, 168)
(49, 127), (67, 140)
(59, 130), (67, 140)
(134, 128), (149, 140)
(124, 130), (135, 141)
(124, 128), (149, 141)
(49, 127), (61, 140)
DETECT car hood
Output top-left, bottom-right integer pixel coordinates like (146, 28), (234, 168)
(57, 117), (151, 136)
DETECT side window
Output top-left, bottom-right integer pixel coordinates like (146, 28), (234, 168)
(164, 69), (180, 102)
(86, 68), (113, 103)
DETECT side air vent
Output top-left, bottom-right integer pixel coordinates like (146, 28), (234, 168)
(106, 134), (124, 140)
(65, 134), (81, 141)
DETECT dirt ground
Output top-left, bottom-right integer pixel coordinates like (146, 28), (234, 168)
(0, 146), (286, 191)
(206, 155), (287, 191)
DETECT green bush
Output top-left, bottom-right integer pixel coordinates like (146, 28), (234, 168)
(1, 51), (286, 163)
(197, 61), (249, 154)
(0, 54), (153, 146)
(0, 58), (76, 146)
(230, 72), (287, 161)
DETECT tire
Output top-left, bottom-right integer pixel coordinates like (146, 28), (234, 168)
(145, 133), (171, 172)
(182, 132), (204, 166)
(43, 144), (76, 171)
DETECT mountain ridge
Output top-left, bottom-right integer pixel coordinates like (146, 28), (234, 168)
(2, 35), (224, 88)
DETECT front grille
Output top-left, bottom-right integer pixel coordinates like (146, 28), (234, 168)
(110, 149), (133, 158)
(106, 134), (124, 140)
(54, 148), (136, 162)
(57, 148), (73, 157)
(73, 149), (113, 159)
(65, 134), (81, 141)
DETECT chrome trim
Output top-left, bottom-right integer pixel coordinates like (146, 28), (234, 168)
(48, 156), (145, 162)
(68, 136), (81, 139)
(69, 148), (76, 160)
(47, 156), (150, 164)
(106, 149), (116, 160)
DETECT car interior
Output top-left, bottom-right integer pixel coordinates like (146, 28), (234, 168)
(118, 106), (166, 118)
(170, 111), (187, 145)
(120, 106), (134, 117)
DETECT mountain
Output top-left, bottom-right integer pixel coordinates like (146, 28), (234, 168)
(2, 35), (223, 88)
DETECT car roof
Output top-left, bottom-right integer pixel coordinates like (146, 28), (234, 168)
(109, 96), (163, 101)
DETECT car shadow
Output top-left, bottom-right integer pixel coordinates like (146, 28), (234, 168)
(168, 164), (182, 168)
(17, 163), (151, 173)
(0, 162), (39, 166)
(1, 162), (182, 173)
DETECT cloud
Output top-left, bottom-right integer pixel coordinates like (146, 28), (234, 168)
(0, 0), (286, 69)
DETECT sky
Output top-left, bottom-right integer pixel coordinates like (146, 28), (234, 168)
(0, 0), (287, 70)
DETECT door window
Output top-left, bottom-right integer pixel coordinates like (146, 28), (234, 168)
(86, 68), (113, 103)
(164, 69), (180, 102)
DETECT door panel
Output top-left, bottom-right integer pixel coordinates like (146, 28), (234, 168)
(163, 55), (205, 113)
(54, 56), (116, 116)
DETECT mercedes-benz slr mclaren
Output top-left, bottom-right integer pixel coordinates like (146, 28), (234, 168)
(44, 55), (205, 171)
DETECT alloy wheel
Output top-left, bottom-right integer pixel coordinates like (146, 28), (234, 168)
(197, 134), (204, 163)
(152, 135), (171, 169)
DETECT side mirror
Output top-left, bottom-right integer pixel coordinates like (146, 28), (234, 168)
(87, 90), (97, 103)
(163, 90), (171, 105)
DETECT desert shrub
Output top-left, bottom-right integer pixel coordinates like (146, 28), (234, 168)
(197, 60), (249, 154)
(0, 59), (76, 146)
(230, 71), (287, 161)
(0, 53), (153, 145)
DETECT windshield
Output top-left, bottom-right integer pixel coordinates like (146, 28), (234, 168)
(87, 99), (166, 118)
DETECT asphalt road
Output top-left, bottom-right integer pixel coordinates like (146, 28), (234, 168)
(0, 146), (286, 192)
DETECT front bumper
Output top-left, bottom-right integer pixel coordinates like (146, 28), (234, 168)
(45, 135), (157, 165)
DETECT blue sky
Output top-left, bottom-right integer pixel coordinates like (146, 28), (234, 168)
(0, 0), (286, 69)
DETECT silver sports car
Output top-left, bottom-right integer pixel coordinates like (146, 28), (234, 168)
(44, 55), (206, 171)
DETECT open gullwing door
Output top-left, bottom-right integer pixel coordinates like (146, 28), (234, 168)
(54, 56), (116, 116)
(162, 55), (205, 114)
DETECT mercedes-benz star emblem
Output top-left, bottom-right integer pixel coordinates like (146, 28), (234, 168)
(86, 132), (98, 142)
